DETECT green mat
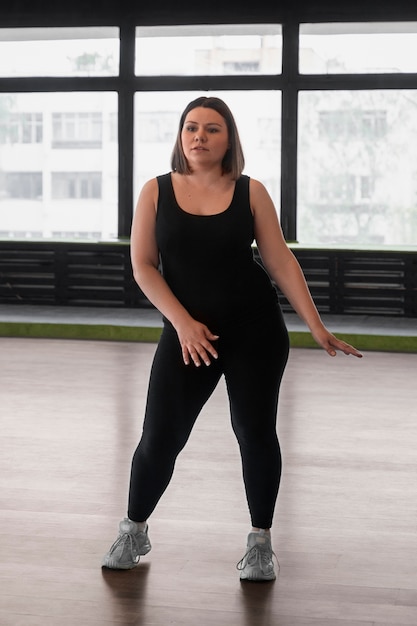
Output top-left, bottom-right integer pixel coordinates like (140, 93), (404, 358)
(1, 322), (416, 353)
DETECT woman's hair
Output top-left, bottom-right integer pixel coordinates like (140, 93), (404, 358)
(171, 96), (245, 179)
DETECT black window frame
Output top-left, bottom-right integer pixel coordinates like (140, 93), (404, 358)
(1, 14), (417, 245)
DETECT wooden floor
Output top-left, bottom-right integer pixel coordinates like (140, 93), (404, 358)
(1, 337), (416, 626)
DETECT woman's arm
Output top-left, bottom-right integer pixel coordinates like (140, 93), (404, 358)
(130, 178), (219, 366)
(250, 178), (362, 358)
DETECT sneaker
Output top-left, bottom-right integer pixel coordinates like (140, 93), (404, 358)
(237, 530), (277, 582)
(102, 518), (152, 570)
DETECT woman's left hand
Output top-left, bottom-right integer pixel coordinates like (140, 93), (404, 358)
(311, 326), (363, 358)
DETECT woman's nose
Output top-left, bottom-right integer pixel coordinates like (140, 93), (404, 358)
(194, 131), (206, 142)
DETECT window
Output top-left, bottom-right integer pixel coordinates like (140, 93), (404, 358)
(52, 112), (102, 148)
(0, 113), (43, 144)
(109, 112), (118, 142)
(135, 24), (282, 76)
(360, 175), (375, 199)
(3, 172), (42, 199)
(300, 22), (417, 74)
(0, 27), (119, 77)
(136, 112), (178, 143)
(0, 91), (117, 239)
(52, 172), (102, 199)
(223, 61), (260, 73)
(0, 21), (416, 247)
(298, 90), (417, 245)
(318, 110), (387, 140)
(319, 174), (375, 202)
(133, 90), (281, 208)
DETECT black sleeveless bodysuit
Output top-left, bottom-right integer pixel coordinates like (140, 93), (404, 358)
(128, 173), (289, 529)
(155, 172), (278, 333)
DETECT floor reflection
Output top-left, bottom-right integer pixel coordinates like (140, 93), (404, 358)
(239, 572), (278, 626)
(101, 563), (151, 622)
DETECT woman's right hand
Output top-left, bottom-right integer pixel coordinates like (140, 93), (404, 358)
(175, 318), (219, 367)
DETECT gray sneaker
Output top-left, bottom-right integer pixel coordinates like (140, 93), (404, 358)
(102, 518), (152, 570)
(237, 530), (277, 581)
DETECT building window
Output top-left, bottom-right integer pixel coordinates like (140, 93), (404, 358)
(223, 61), (260, 73)
(361, 110), (387, 139)
(2, 172), (42, 199)
(51, 172), (102, 199)
(109, 112), (118, 142)
(319, 174), (374, 201)
(0, 112), (43, 143)
(319, 110), (387, 140)
(360, 175), (374, 199)
(52, 112), (102, 148)
(319, 175), (355, 202)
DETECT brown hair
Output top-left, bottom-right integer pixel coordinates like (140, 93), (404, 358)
(171, 96), (245, 179)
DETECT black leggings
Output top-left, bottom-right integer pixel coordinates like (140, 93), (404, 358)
(128, 304), (289, 529)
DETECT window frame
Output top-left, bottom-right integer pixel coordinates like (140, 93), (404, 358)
(1, 19), (417, 245)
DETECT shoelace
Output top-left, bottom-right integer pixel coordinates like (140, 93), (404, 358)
(109, 531), (140, 561)
(236, 543), (279, 574)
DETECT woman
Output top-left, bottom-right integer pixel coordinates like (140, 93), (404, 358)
(102, 96), (362, 581)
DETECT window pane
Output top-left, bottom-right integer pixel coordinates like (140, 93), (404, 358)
(135, 25), (281, 75)
(300, 23), (417, 74)
(52, 112), (103, 148)
(298, 90), (417, 245)
(0, 92), (118, 239)
(51, 172), (102, 199)
(0, 27), (119, 77)
(134, 91), (281, 210)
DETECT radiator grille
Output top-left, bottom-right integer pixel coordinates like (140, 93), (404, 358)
(1, 241), (416, 316)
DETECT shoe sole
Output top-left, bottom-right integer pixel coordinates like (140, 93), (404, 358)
(101, 558), (140, 570)
(101, 542), (151, 570)
(239, 569), (276, 582)
(240, 574), (276, 582)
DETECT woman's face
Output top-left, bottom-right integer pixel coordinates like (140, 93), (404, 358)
(181, 106), (230, 169)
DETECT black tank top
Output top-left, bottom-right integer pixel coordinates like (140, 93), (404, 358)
(155, 172), (278, 332)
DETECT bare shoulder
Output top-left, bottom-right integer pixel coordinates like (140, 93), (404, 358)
(248, 177), (275, 215)
(135, 177), (160, 214)
(139, 177), (159, 199)
(249, 177), (267, 194)
(131, 178), (160, 247)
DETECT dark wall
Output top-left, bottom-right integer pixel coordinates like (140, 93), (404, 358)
(3, 0), (417, 26)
